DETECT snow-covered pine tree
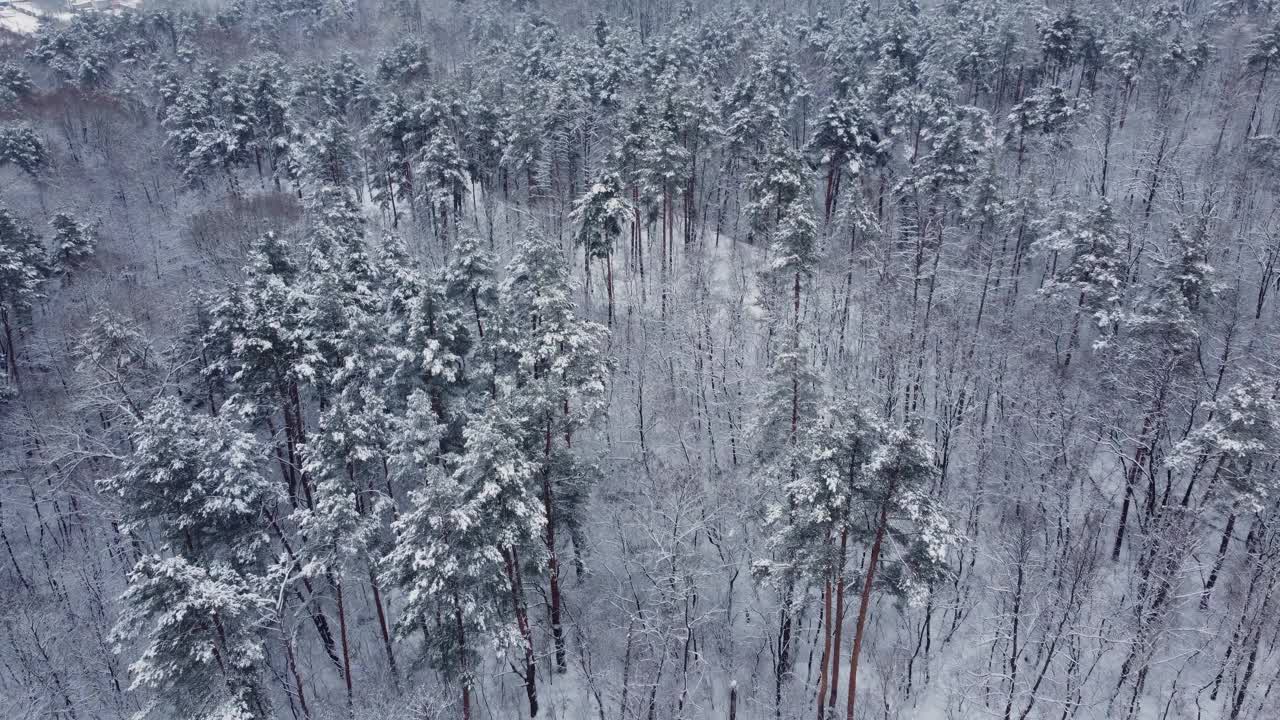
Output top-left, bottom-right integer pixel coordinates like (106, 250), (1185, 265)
(1103, 213), (1213, 559)
(764, 397), (883, 720)
(294, 226), (403, 699)
(233, 56), (293, 189)
(1036, 198), (1128, 366)
(414, 131), (468, 246)
(571, 171), (630, 322)
(494, 233), (610, 674)
(47, 213), (98, 284)
(375, 38), (432, 88)
(1242, 17), (1280, 140)
(441, 229), (498, 345)
(163, 65), (256, 195)
(204, 232), (322, 510)
(383, 392), (545, 720)
(403, 252), (470, 455)
(0, 62), (33, 108)
(292, 116), (361, 207)
(1170, 374), (1280, 606)
(365, 92), (421, 226)
(0, 208), (44, 390)
(907, 101), (992, 206)
(843, 425), (950, 720)
(745, 132), (808, 247)
(807, 94), (884, 221)
(750, 325), (822, 719)
(102, 397), (280, 720)
(0, 124), (47, 177)
(1006, 83), (1084, 172)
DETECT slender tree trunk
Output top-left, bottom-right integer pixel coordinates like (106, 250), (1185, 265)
(1201, 512), (1237, 609)
(456, 600), (472, 720)
(369, 569), (398, 680)
(471, 288), (485, 339)
(827, 528), (848, 718)
(816, 576), (834, 720)
(1, 306), (20, 390)
(543, 415), (568, 673)
(280, 600), (312, 720)
(1113, 402), (1161, 560)
(1244, 59), (1270, 141)
(332, 573), (354, 709)
(776, 579), (795, 720)
(846, 483), (895, 720)
(1002, 559), (1026, 720)
(505, 546), (539, 717)
(607, 250), (615, 327)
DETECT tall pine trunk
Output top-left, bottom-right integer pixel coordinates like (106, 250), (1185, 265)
(1, 306), (20, 390)
(331, 572), (354, 708)
(827, 528), (848, 718)
(815, 576), (834, 720)
(505, 546), (539, 717)
(543, 415), (568, 673)
(846, 481), (895, 720)
(455, 599), (472, 720)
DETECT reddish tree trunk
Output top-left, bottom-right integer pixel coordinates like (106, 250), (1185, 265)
(456, 600), (471, 720)
(815, 577), (834, 720)
(369, 569), (398, 680)
(827, 528), (848, 717)
(504, 546), (539, 717)
(333, 573), (354, 707)
(846, 484), (895, 720)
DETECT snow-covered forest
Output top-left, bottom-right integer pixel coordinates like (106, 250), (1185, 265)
(2, 0), (1280, 718)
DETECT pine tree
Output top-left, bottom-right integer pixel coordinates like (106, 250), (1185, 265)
(1007, 85), (1084, 153)
(1169, 374), (1280, 608)
(403, 253), (470, 455)
(0, 62), (33, 108)
(441, 229), (498, 344)
(907, 102), (992, 204)
(293, 116), (360, 204)
(163, 66), (256, 194)
(571, 171), (629, 322)
(48, 213), (98, 283)
(375, 38), (432, 87)
(205, 232), (323, 509)
(234, 56), (292, 188)
(750, 332), (821, 720)
(746, 135), (808, 246)
(27, 11), (126, 89)
(1103, 215), (1214, 559)
(102, 397), (279, 720)
(495, 233), (610, 674)
(72, 311), (157, 424)
(365, 92), (421, 225)
(292, 51), (368, 122)
(461, 90), (505, 216)
(384, 393), (546, 720)
(0, 208), (44, 390)
(1039, 6), (1085, 79)
(1037, 199), (1128, 365)
(1173, 375), (1279, 513)
(844, 426), (950, 720)
(1116, 218), (1213, 362)
(414, 131), (468, 245)
(763, 398), (882, 720)
(807, 95), (884, 221)
(295, 231), (405, 699)
(0, 124), (48, 177)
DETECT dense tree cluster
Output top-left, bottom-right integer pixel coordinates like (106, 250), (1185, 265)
(2, 1), (1280, 719)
